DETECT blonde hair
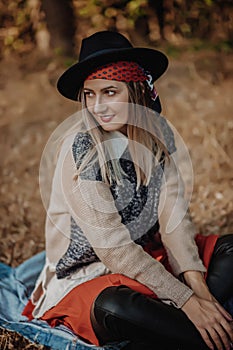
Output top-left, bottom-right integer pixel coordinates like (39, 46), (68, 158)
(75, 81), (169, 189)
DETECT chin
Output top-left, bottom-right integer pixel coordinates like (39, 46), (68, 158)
(101, 123), (125, 132)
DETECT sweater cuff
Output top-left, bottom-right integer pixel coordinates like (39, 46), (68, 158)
(158, 274), (194, 309)
(171, 260), (207, 277)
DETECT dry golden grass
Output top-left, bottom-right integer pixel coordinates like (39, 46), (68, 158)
(0, 50), (232, 348)
(0, 328), (48, 349)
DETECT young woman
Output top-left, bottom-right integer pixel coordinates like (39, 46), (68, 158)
(23, 31), (233, 350)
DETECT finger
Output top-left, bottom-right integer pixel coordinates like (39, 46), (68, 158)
(214, 323), (231, 350)
(198, 328), (215, 350)
(207, 327), (224, 350)
(220, 319), (233, 343)
(215, 302), (233, 321)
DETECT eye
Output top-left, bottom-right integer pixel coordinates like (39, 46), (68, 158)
(84, 90), (94, 98)
(105, 90), (116, 96)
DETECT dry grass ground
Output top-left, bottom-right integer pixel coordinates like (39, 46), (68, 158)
(0, 49), (232, 349)
(0, 327), (49, 349)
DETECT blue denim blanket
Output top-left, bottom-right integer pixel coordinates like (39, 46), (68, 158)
(1, 252), (233, 350)
(0, 252), (127, 350)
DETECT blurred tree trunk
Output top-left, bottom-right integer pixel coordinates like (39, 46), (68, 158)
(41, 0), (75, 56)
(149, 0), (164, 36)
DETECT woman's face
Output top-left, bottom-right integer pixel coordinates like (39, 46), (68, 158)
(83, 79), (129, 133)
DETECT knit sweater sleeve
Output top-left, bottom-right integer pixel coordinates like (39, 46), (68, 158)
(61, 145), (193, 309)
(158, 151), (206, 276)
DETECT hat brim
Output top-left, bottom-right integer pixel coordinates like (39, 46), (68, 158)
(57, 47), (168, 101)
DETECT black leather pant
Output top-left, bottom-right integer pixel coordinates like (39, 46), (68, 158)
(90, 234), (233, 349)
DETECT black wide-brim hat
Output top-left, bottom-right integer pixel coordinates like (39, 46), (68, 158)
(57, 31), (168, 101)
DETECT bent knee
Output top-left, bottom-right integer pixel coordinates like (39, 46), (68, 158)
(94, 285), (134, 316)
(213, 234), (233, 256)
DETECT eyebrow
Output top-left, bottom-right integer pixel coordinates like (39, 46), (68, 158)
(83, 85), (118, 92)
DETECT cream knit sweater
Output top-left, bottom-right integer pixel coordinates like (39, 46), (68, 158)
(31, 127), (206, 319)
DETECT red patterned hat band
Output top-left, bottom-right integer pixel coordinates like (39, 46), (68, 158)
(86, 61), (147, 82)
(85, 61), (158, 100)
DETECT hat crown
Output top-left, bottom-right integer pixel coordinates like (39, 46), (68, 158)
(57, 31), (168, 101)
(79, 31), (132, 61)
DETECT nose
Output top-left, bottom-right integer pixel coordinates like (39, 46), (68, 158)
(93, 96), (108, 115)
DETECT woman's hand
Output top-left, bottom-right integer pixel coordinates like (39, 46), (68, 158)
(182, 294), (233, 350)
(182, 270), (216, 301)
(181, 271), (233, 350)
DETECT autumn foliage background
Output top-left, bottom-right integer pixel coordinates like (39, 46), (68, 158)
(0, 0), (233, 264)
(0, 1), (233, 347)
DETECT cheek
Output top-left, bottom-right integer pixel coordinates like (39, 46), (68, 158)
(86, 102), (97, 117)
(85, 99), (93, 111)
(116, 103), (129, 118)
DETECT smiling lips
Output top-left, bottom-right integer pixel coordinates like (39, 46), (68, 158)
(99, 115), (115, 123)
